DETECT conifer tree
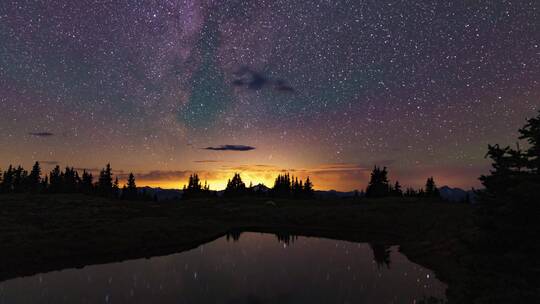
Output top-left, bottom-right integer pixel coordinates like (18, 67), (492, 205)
(365, 166), (390, 198)
(425, 177), (439, 197)
(303, 177), (314, 198)
(392, 181), (403, 197)
(112, 177), (120, 198)
(123, 173), (137, 200)
(28, 161), (42, 193)
(80, 170), (94, 194)
(49, 165), (62, 193)
(183, 173), (212, 199)
(63, 167), (79, 193)
(478, 111), (540, 243)
(12, 166), (28, 193)
(0, 165), (14, 193)
(97, 163), (113, 197)
(225, 173), (246, 197)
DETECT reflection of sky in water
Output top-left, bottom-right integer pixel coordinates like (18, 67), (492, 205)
(0, 233), (446, 303)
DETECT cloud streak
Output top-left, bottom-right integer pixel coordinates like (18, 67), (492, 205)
(203, 145), (255, 151)
(28, 132), (54, 137)
(232, 67), (295, 93)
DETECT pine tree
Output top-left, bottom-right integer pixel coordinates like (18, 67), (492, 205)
(49, 165), (62, 193)
(80, 170), (94, 194)
(365, 166), (390, 198)
(183, 173), (212, 199)
(478, 111), (540, 243)
(97, 163), (113, 197)
(425, 177), (439, 197)
(28, 161), (41, 193)
(272, 173), (292, 198)
(303, 177), (314, 198)
(224, 173), (246, 197)
(392, 181), (403, 197)
(12, 166), (28, 193)
(63, 167), (79, 193)
(0, 165), (14, 193)
(123, 173), (137, 200)
(112, 177), (120, 198)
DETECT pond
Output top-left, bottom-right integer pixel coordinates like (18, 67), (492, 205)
(0, 232), (446, 303)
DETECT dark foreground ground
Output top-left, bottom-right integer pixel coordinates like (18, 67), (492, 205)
(0, 194), (537, 303)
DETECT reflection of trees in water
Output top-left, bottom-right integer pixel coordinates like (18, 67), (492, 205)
(225, 230), (298, 245)
(275, 232), (298, 245)
(225, 230), (242, 242)
(369, 243), (391, 269)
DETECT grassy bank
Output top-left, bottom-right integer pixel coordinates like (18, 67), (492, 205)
(0, 194), (535, 303)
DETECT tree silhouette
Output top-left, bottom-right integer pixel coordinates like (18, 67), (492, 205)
(112, 177), (120, 198)
(12, 166), (28, 193)
(63, 167), (80, 193)
(392, 181), (403, 197)
(0, 165), (14, 193)
(97, 163), (114, 197)
(48, 165), (62, 193)
(271, 173), (291, 198)
(182, 173), (213, 199)
(80, 170), (94, 194)
(478, 111), (540, 243)
(224, 173), (246, 197)
(270, 173), (314, 199)
(27, 162), (41, 193)
(365, 166), (390, 198)
(425, 177), (439, 198)
(303, 177), (314, 198)
(122, 173), (138, 200)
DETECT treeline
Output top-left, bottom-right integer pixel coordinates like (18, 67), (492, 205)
(362, 166), (441, 199)
(0, 163), (153, 201)
(182, 172), (314, 199)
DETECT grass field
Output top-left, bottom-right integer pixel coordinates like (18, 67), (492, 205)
(0, 194), (536, 303)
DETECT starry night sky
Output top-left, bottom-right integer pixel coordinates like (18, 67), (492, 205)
(1, 1), (538, 190)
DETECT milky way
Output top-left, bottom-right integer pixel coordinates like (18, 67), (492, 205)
(1, 1), (539, 190)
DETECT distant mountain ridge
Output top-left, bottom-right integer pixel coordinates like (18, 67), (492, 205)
(438, 186), (476, 203)
(138, 185), (476, 203)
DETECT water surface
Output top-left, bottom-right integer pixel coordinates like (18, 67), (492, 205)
(0, 232), (446, 303)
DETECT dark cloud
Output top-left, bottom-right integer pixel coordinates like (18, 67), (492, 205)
(28, 132), (54, 137)
(204, 145), (256, 151)
(39, 160), (60, 165)
(232, 67), (295, 93)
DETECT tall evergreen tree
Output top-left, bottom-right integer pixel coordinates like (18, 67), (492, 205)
(392, 181), (403, 197)
(425, 177), (439, 197)
(12, 166), (28, 193)
(97, 163), (113, 197)
(303, 177), (314, 198)
(27, 161), (41, 193)
(224, 173), (246, 197)
(49, 165), (62, 193)
(123, 173), (137, 200)
(182, 173), (213, 199)
(365, 166), (390, 198)
(63, 167), (79, 193)
(478, 111), (540, 243)
(112, 177), (120, 198)
(80, 170), (94, 194)
(0, 165), (14, 193)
